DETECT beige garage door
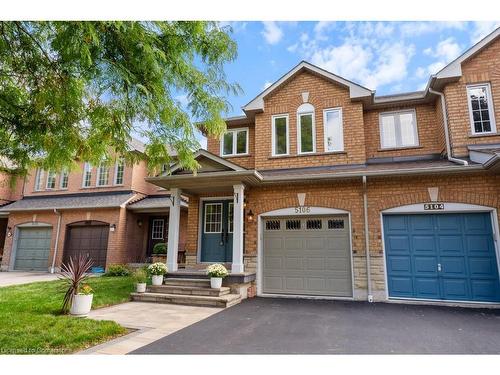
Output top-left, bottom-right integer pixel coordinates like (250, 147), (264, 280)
(262, 215), (352, 297)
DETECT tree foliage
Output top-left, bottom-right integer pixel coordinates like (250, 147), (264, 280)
(0, 21), (240, 175)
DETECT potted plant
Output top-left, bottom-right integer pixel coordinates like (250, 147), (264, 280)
(152, 243), (167, 263)
(133, 268), (148, 293)
(206, 264), (229, 289)
(60, 254), (94, 317)
(148, 262), (167, 286)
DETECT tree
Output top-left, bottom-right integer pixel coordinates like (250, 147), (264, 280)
(0, 21), (240, 176)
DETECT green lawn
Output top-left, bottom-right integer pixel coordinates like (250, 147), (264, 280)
(0, 276), (135, 354)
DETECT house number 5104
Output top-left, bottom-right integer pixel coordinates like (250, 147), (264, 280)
(295, 206), (311, 213)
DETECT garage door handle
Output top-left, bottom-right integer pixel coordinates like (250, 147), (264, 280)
(437, 263), (442, 272)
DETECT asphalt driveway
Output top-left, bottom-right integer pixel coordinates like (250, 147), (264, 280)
(131, 297), (500, 354)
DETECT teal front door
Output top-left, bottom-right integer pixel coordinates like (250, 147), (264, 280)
(201, 200), (233, 262)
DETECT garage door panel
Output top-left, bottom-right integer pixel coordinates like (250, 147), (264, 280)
(64, 224), (109, 268)
(384, 213), (500, 303)
(414, 278), (440, 298)
(414, 256), (438, 275)
(385, 215), (408, 231)
(263, 215), (352, 297)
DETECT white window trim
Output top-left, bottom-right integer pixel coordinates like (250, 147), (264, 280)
(379, 109), (419, 149)
(151, 219), (165, 240)
(323, 107), (344, 152)
(271, 114), (290, 156)
(82, 163), (92, 188)
(220, 127), (249, 157)
(204, 202), (223, 234)
(34, 169), (44, 191)
(114, 159), (125, 185)
(96, 163), (110, 187)
(45, 171), (56, 190)
(466, 83), (497, 135)
(297, 111), (316, 154)
(59, 169), (69, 189)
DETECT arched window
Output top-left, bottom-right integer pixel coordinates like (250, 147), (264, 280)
(297, 103), (315, 154)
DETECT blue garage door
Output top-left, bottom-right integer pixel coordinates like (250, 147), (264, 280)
(383, 213), (500, 302)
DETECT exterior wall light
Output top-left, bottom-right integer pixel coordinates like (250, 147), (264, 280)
(247, 210), (254, 222)
(110, 224), (116, 232)
(137, 219), (143, 227)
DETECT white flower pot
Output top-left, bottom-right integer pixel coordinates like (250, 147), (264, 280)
(151, 275), (164, 286)
(210, 277), (222, 289)
(70, 294), (93, 317)
(136, 283), (147, 293)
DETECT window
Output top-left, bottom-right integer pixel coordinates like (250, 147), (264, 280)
(285, 219), (301, 230)
(306, 219), (322, 230)
(221, 128), (248, 156)
(324, 108), (344, 152)
(272, 115), (289, 156)
(34, 169), (44, 191)
(467, 84), (496, 134)
(151, 219), (164, 239)
(297, 103), (315, 154)
(379, 110), (419, 149)
(228, 202), (234, 233)
(60, 169), (69, 189)
(114, 158), (125, 185)
(46, 171), (56, 189)
(97, 162), (109, 186)
(328, 219), (345, 229)
(204, 203), (223, 233)
(265, 220), (281, 231)
(82, 163), (92, 187)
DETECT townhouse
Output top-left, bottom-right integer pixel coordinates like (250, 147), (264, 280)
(2, 28), (500, 307)
(146, 28), (500, 305)
(0, 141), (188, 273)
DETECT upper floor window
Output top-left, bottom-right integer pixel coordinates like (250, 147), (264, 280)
(297, 103), (315, 154)
(97, 162), (110, 186)
(114, 158), (125, 185)
(60, 169), (69, 189)
(46, 171), (56, 189)
(379, 110), (419, 149)
(34, 169), (44, 191)
(221, 128), (248, 157)
(82, 163), (92, 187)
(324, 108), (344, 152)
(272, 115), (289, 156)
(467, 83), (496, 135)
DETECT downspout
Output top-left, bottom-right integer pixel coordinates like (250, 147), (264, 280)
(428, 87), (468, 166)
(50, 209), (62, 274)
(362, 176), (373, 302)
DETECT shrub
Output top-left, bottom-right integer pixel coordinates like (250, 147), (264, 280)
(132, 268), (148, 284)
(153, 243), (167, 254)
(148, 262), (168, 276)
(104, 264), (131, 277)
(206, 264), (228, 278)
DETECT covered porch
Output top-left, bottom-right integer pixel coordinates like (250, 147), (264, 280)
(145, 150), (262, 276)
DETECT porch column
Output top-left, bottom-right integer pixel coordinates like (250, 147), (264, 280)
(232, 184), (245, 273)
(167, 188), (182, 272)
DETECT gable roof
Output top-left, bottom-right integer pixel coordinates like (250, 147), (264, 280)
(243, 61), (373, 113)
(434, 27), (500, 80)
(165, 149), (245, 176)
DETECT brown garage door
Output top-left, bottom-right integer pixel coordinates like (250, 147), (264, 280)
(64, 221), (109, 269)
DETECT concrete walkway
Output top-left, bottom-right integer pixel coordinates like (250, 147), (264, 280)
(81, 302), (223, 354)
(0, 271), (60, 287)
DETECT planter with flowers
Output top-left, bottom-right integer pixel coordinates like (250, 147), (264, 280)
(133, 268), (148, 293)
(148, 262), (168, 286)
(70, 284), (94, 316)
(206, 264), (228, 289)
(60, 254), (95, 317)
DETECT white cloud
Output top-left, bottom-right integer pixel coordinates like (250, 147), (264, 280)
(175, 94), (189, 107)
(261, 21), (283, 45)
(262, 81), (272, 90)
(314, 21), (336, 41)
(470, 21), (500, 43)
(435, 38), (462, 62)
(198, 136), (207, 150)
(415, 67), (426, 79)
(399, 21), (467, 37)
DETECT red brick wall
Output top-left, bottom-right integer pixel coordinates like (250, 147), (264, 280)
(444, 37), (500, 157)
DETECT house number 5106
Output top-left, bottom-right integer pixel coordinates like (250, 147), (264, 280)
(295, 206), (311, 213)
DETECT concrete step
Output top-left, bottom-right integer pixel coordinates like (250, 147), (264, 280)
(131, 292), (241, 308)
(163, 278), (211, 288)
(147, 284), (230, 297)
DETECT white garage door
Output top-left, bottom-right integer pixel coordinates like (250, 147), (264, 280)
(262, 215), (352, 297)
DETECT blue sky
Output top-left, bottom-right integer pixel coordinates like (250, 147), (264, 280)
(215, 21), (500, 117)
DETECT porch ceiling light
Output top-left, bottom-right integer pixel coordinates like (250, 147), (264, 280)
(247, 210), (254, 222)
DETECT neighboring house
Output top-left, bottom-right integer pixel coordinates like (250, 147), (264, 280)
(146, 28), (500, 305)
(0, 140), (188, 272)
